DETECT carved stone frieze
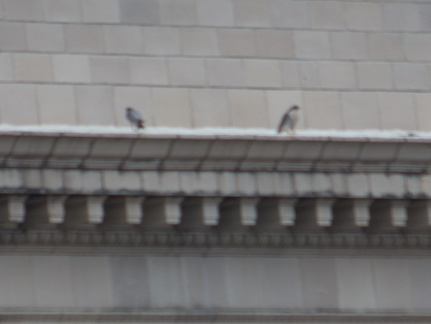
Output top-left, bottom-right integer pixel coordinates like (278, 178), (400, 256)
(0, 229), (430, 249)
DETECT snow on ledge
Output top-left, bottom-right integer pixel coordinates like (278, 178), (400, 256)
(0, 124), (427, 141)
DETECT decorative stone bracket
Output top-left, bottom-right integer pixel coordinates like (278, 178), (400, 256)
(0, 131), (430, 245)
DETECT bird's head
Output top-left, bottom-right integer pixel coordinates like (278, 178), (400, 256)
(291, 105), (299, 111)
(126, 107), (132, 112)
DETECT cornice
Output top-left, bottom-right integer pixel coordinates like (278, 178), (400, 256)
(1, 131), (431, 173)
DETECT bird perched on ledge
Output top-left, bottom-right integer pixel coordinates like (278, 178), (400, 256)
(125, 107), (145, 131)
(277, 105), (300, 135)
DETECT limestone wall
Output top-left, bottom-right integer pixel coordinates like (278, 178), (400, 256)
(1, 0), (431, 131)
(0, 252), (430, 313)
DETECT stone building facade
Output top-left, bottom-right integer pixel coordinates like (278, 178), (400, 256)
(0, 0), (430, 323)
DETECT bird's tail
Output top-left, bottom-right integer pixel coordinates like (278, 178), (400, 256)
(137, 120), (144, 129)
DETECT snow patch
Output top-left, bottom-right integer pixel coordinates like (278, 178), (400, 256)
(0, 124), (426, 140)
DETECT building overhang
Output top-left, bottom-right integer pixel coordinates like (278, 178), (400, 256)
(1, 130), (430, 174)
(0, 130), (430, 249)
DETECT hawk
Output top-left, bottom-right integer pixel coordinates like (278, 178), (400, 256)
(277, 105), (300, 134)
(125, 107), (145, 130)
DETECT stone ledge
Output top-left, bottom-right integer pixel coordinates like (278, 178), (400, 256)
(0, 131), (430, 174)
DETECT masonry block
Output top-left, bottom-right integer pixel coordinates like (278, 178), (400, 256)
(357, 62), (393, 90)
(302, 91), (343, 130)
(205, 59), (244, 87)
(273, 173), (295, 196)
(345, 2), (383, 31)
(21, 169), (43, 190)
(44, 0), (82, 22)
(103, 26), (143, 54)
(82, 0), (120, 23)
(3, 0), (43, 20)
(341, 92), (380, 130)
(270, 0), (309, 28)
(75, 86), (115, 125)
(0, 84), (38, 125)
(36, 85), (77, 124)
(378, 93), (416, 130)
(280, 62), (301, 88)
(420, 4), (431, 31)
(167, 58), (206, 86)
(233, 0), (270, 27)
(331, 32), (369, 60)
(179, 172), (219, 194)
(218, 172), (238, 196)
(180, 28), (218, 56)
(0, 54), (14, 81)
(53, 55), (91, 83)
(236, 173), (258, 196)
(369, 174), (405, 197)
(346, 174), (370, 197)
(119, 0), (159, 24)
(294, 31), (331, 59)
(190, 89), (230, 127)
(218, 29), (256, 57)
(297, 62), (320, 88)
(90, 56), (130, 84)
(129, 57), (168, 86)
(144, 171), (182, 194)
(13, 54), (53, 82)
(336, 258), (376, 310)
(368, 33), (405, 60)
(319, 62), (356, 89)
(382, 3), (421, 32)
(41, 170), (63, 191)
(229, 90), (267, 128)
(373, 259), (413, 309)
(65, 25), (104, 53)
(143, 27), (180, 55)
(196, 0), (234, 26)
(26, 24), (65, 52)
(159, 0), (197, 25)
(404, 34), (431, 61)
(151, 88), (192, 127)
(309, 1), (345, 29)
(102, 171), (142, 192)
(393, 63), (430, 91)
(0, 23), (26, 51)
(255, 172), (277, 195)
(63, 170), (103, 192)
(244, 59), (282, 88)
(416, 94), (431, 132)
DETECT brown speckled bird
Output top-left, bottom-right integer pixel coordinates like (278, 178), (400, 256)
(277, 105), (300, 135)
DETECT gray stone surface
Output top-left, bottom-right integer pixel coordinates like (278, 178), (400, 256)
(0, 0), (429, 131)
(0, 253), (428, 311)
